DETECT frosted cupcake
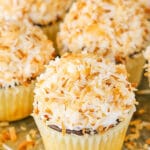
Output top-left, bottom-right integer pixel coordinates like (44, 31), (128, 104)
(33, 52), (136, 150)
(57, 0), (150, 85)
(28, 0), (75, 43)
(0, 19), (55, 121)
(0, 0), (74, 45)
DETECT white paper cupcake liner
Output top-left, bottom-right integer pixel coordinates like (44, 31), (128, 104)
(0, 81), (35, 121)
(34, 108), (134, 150)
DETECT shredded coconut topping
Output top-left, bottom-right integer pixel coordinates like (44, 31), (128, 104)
(144, 46), (150, 84)
(0, 19), (55, 88)
(0, 0), (74, 25)
(33, 52), (136, 132)
(0, 0), (32, 21)
(139, 0), (150, 19)
(28, 0), (75, 25)
(57, 0), (150, 58)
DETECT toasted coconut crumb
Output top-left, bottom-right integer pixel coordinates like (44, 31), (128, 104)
(0, 129), (10, 143)
(124, 141), (137, 150)
(2, 144), (13, 150)
(20, 126), (27, 131)
(0, 122), (9, 127)
(8, 127), (17, 141)
(146, 138), (150, 145)
(18, 141), (35, 150)
(138, 109), (145, 115)
(29, 129), (37, 139)
(125, 113), (150, 150)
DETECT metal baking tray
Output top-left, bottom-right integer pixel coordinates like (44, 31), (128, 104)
(0, 73), (150, 150)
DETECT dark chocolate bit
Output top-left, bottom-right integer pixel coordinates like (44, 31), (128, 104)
(48, 125), (97, 136)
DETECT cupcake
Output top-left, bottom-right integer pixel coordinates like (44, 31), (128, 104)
(28, 0), (75, 44)
(0, 19), (55, 121)
(33, 52), (136, 150)
(57, 0), (150, 85)
(0, 0), (75, 46)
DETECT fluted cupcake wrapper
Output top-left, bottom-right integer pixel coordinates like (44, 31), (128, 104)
(126, 53), (145, 86)
(34, 109), (134, 150)
(0, 82), (35, 121)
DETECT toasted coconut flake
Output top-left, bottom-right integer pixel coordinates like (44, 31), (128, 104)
(8, 127), (17, 141)
(18, 140), (35, 150)
(0, 122), (9, 127)
(0, 0), (74, 25)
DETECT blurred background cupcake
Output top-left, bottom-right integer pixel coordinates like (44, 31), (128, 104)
(0, 19), (55, 121)
(57, 0), (150, 86)
(0, 0), (75, 49)
(33, 52), (136, 150)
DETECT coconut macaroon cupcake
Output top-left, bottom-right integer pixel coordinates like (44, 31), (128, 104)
(33, 53), (136, 150)
(57, 0), (150, 85)
(0, 0), (74, 44)
(0, 19), (55, 121)
(28, 0), (75, 42)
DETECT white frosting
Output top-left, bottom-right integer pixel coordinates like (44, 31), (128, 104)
(33, 53), (136, 132)
(0, 19), (55, 88)
(57, 0), (150, 58)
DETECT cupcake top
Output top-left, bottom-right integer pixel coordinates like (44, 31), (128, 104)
(57, 0), (150, 59)
(0, 0), (74, 25)
(28, 0), (75, 25)
(33, 52), (136, 134)
(0, 19), (55, 88)
(0, 0), (31, 21)
(144, 46), (150, 81)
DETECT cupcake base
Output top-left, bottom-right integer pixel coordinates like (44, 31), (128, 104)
(0, 82), (35, 121)
(34, 108), (134, 150)
(126, 53), (145, 86)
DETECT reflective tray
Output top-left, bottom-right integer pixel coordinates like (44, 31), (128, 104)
(0, 73), (150, 150)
